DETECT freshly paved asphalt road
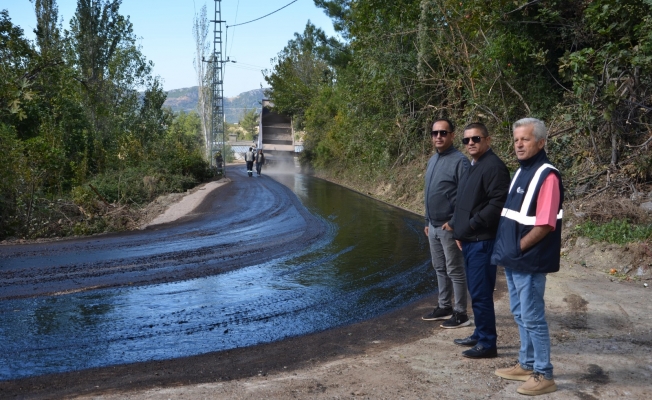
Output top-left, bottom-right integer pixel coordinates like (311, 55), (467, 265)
(0, 166), (434, 386)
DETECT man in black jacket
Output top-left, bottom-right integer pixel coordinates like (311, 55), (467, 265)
(449, 122), (510, 358)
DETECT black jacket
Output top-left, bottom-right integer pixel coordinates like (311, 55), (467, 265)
(451, 148), (510, 241)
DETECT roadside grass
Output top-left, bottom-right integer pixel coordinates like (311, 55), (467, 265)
(574, 219), (652, 245)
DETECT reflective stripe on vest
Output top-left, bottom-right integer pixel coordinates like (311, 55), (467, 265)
(501, 163), (563, 226)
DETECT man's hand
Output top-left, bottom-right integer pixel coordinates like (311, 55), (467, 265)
(456, 240), (462, 251)
(442, 222), (452, 231)
(520, 225), (554, 252)
(424, 226), (429, 237)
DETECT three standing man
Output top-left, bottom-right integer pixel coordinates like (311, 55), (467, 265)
(423, 117), (563, 396)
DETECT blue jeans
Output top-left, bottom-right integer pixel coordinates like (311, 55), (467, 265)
(505, 268), (553, 379)
(462, 240), (497, 349)
(428, 223), (467, 313)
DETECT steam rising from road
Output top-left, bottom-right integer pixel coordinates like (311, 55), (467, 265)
(264, 155), (301, 175)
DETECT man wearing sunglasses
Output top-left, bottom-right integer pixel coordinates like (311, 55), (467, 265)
(491, 118), (563, 395)
(423, 118), (470, 328)
(449, 123), (510, 359)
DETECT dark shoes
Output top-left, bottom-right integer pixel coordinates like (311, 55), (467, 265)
(454, 336), (478, 347)
(422, 306), (453, 321)
(462, 344), (498, 359)
(440, 311), (471, 329)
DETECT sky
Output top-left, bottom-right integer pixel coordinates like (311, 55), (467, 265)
(3, 0), (337, 97)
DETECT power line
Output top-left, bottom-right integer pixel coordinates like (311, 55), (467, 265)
(234, 61), (268, 69)
(227, 0), (240, 59)
(229, 64), (266, 72)
(224, 1), (298, 80)
(226, 0), (299, 28)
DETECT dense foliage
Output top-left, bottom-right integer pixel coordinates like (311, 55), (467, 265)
(0, 1), (210, 240)
(265, 0), (652, 188)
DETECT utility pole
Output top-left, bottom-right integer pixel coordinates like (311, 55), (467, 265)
(210, 0), (225, 177)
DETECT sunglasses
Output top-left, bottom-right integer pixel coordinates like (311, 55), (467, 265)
(431, 130), (449, 137)
(462, 136), (485, 145)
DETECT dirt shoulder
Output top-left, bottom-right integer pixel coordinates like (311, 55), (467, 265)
(3, 173), (651, 399)
(139, 178), (231, 228)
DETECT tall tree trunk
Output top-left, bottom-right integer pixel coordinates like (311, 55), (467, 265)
(193, 5), (212, 162)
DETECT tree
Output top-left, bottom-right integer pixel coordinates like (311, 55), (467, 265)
(0, 2), (212, 240)
(239, 108), (259, 140)
(264, 22), (340, 122)
(301, 0), (652, 184)
(193, 4), (211, 162)
(32, 0), (62, 58)
(0, 10), (35, 123)
(557, 0), (652, 173)
(67, 0), (156, 173)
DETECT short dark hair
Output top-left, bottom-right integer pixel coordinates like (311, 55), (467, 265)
(464, 122), (489, 137)
(432, 118), (455, 133)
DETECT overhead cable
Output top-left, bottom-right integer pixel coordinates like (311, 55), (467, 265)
(226, 0), (298, 28)
(227, 0), (240, 59)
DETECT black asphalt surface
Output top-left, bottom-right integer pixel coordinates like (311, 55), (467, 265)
(0, 166), (435, 385)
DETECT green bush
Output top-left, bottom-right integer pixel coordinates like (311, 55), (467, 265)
(82, 167), (199, 205)
(223, 143), (235, 163)
(574, 219), (652, 245)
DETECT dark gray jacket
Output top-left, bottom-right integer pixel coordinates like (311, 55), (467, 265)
(424, 146), (470, 226)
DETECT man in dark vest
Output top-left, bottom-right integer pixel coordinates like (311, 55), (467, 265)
(450, 122), (510, 359)
(491, 118), (564, 396)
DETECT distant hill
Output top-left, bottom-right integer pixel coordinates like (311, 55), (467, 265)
(163, 87), (267, 123)
(163, 87), (198, 114)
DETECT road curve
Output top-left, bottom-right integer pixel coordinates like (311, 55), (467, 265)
(0, 168), (327, 301)
(0, 166), (434, 382)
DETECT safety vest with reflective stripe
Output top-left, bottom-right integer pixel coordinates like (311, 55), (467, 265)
(490, 150), (564, 273)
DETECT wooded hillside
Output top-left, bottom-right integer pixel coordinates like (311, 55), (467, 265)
(164, 87), (266, 124)
(265, 0), (652, 203)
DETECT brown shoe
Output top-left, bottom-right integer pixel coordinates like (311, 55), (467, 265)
(517, 373), (557, 396)
(495, 363), (532, 381)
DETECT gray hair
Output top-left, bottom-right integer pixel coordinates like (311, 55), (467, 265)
(513, 118), (547, 142)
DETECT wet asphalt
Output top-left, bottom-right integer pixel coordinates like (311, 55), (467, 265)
(0, 166), (435, 381)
